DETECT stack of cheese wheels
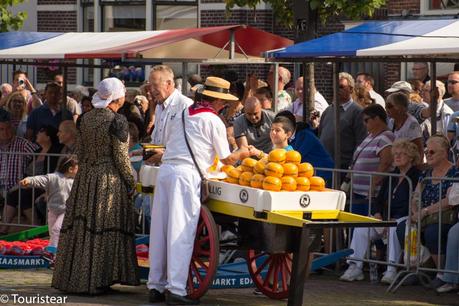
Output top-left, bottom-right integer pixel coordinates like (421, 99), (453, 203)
(222, 148), (326, 192)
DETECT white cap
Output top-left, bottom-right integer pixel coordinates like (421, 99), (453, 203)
(385, 81), (413, 93)
(92, 77), (125, 109)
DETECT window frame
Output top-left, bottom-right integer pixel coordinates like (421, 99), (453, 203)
(420, 0), (459, 15)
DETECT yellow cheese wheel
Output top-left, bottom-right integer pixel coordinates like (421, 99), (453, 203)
(286, 150), (302, 165)
(239, 171), (254, 186)
(253, 160), (267, 174)
(310, 176), (326, 191)
(221, 165), (235, 175)
(296, 177), (310, 191)
(281, 176), (297, 191)
(225, 177), (240, 184)
(264, 162), (284, 178)
(298, 162), (314, 178)
(268, 148), (287, 164)
(228, 168), (242, 180)
(262, 176), (282, 191)
(241, 157), (257, 172)
(250, 174), (265, 189)
(282, 163), (299, 178)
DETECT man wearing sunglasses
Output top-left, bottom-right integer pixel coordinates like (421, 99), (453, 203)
(445, 71), (459, 112)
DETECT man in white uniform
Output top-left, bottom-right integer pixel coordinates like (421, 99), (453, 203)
(147, 77), (250, 305)
(146, 65), (193, 164)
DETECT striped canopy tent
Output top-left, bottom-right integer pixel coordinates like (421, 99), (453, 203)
(0, 25), (292, 62)
(266, 19), (459, 61)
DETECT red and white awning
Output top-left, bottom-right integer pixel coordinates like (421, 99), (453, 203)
(0, 25), (292, 60)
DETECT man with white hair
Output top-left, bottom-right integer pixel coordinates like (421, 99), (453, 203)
(147, 76), (250, 304)
(412, 62), (430, 84)
(421, 80), (452, 136)
(319, 72), (367, 170)
(267, 65), (292, 111)
(145, 65), (193, 164)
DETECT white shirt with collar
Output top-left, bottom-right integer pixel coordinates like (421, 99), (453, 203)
(150, 89), (193, 145)
(289, 91), (329, 118)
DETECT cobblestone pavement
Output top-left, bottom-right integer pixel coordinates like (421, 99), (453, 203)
(0, 269), (457, 306)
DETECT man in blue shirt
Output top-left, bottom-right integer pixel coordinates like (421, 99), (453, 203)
(26, 82), (72, 142)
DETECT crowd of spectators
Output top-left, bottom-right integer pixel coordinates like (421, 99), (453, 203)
(1, 62), (459, 293)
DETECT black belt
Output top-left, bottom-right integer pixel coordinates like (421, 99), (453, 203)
(138, 185), (154, 194)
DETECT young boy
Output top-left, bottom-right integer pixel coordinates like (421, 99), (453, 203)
(248, 114), (295, 158)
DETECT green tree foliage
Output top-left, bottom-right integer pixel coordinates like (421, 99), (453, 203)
(225, 0), (386, 28)
(1, 0), (27, 32)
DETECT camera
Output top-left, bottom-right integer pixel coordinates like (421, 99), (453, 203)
(18, 79), (24, 85)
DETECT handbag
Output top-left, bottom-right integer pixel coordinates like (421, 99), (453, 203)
(421, 207), (458, 228)
(181, 109), (210, 203)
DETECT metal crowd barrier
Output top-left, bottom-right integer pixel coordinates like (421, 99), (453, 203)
(315, 167), (415, 283)
(0, 151), (71, 233)
(0, 150), (151, 236)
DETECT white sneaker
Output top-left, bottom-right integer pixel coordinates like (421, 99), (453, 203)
(339, 265), (364, 282)
(381, 270), (397, 285)
(436, 283), (458, 293)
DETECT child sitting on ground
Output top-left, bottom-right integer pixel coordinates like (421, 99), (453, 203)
(19, 157), (78, 248)
(248, 115), (294, 158)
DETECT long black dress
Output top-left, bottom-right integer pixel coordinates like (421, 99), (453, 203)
(52, 108), (139, 294)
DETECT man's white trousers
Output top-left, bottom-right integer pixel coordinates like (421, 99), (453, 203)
(147, 163), (201, 296)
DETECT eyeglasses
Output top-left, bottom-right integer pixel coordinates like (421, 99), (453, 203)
(447, 80), (459, 85)
(339, 85), (349, 89)
(425, 149), (436, 156)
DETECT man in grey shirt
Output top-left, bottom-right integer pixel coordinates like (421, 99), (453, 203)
(233, 96), (275, 153)
(319, 72), (367, 170)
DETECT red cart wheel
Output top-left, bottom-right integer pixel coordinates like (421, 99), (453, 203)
(247, 249), (292, 299)
(187, 205), (220, 299)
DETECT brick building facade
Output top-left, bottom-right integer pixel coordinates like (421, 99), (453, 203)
(18, 0), (459, 101)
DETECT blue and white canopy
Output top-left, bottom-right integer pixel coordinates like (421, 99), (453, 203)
(267, 20), (459, 59)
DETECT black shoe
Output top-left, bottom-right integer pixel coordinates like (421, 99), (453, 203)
(165, 291), (199, 305)
(149, 289), (165, 303)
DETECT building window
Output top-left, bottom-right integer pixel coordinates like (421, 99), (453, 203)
(156, 5), (198, 30)
(102, 5), (146, 31)
(429, 0), (459, 10)
(422, 0), (459, 14)
(82, 5), (94, 32)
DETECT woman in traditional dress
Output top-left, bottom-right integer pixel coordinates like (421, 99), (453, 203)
(52, 77), (139, 294)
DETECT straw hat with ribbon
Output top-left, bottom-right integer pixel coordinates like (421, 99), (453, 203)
(201, 77), (239, 101)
